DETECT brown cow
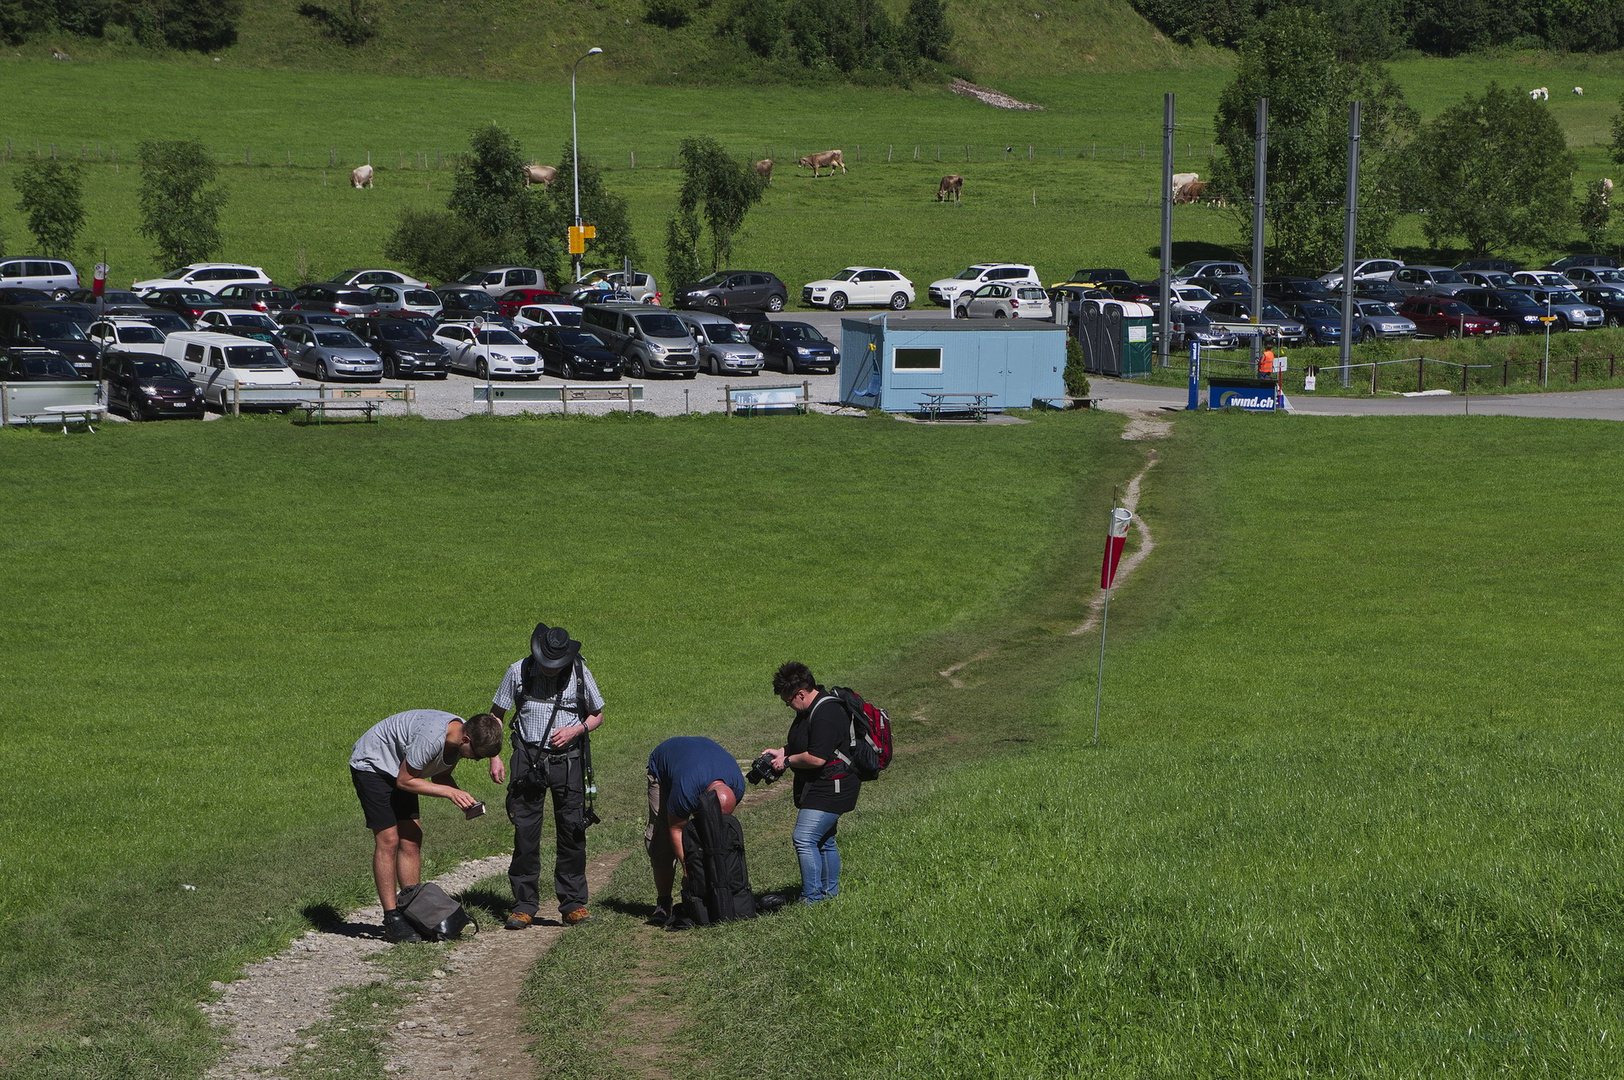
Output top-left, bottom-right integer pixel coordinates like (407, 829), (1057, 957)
(936, 174), (963, 203)
(1173, 179), (1209, 204)
(350, 164), (374, 189)
(797, 149), (846, 178)
(524, 164), (558, 188)
(755, 158), (773, 184)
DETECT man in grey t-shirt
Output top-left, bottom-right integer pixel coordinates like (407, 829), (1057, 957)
(349, 709), (503, 942)
(489, 623), (605, 929)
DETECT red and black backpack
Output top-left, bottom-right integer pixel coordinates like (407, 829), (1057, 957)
(827, 686), (893, 781)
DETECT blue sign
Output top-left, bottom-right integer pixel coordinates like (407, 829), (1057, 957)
(1186, 339), (1201, 411)
(1209, 385), (1277, 410)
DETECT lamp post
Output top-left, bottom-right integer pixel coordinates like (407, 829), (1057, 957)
(571, 47), (603, 285)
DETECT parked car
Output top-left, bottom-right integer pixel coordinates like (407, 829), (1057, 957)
(1459, 270), (1516, 291)
(1511, 270), (1571, 290)
(1057, 268), (1133, 289)
(1264, 278), (1335, 304)
(142, 286), (226, 322)
(102, 352), (204, 420)
(1547, 254), (1619, 272)
(0, 257), (79, 297)
(954, 282), (1053, 320)
(346, 318), (448, 379)
(579, 304), (699, 378)
(673, 270), (789, 313)
(279, 311), (352, 329)
(1279, 301), (1345, 346)
(0, 350), (84, 380)
(1455, 258), (1522, 275)
(1452, 288), (1549, 334)
(1575, 287), (1624, 326)
(197, 309), (284, 343)
(749, 320), (838, 374)
(1154, 309), (1239, 351)
(672, 310), (766, 375)
(1207, 278), (1254, 301)
(801, 267), (915, 311)
(1203, 298), (1308, 345)
(1319, 259), (1402, 288)
(0, 286), (52, 305)
(434, 286), (501, 320)
(433, 322), (540, 379)
(1560, 266), (1624, 286)
(368, 284), (443, 322)
(37, 300), (98, 329)
(522, 325), (624, 380)
(455, 265), (547, 296)
(1396, 298), (1499, 338)
(1516, 287), (1604, 331)
(112, 307), (192, 335)
(495, 287), (571, 318)
(730, 309), (772, 336)
(133, 263), (271, 295)
(929, 263), (1040, 306)
(291, 282), (383, 318)
(1048, 285), (1113, 310)
(1105, 281), (1214, 313)
(65, 287), (148, 308)
(513, 304), (582, 331)
(0, 305), (99, 374)
(216, 282), (300, 317)
(162, 331), (301, 410)
(1351, 300), (1418, 342)
(329, 268), (428, 289)
(1391, 265), (1471, 297)
(576, 268), (660, 304)
(1170, 260), (1249, 286)
(88, 316), (170, 358)
(1354, 280), (1408, 305)
(278, 324), (383, 381)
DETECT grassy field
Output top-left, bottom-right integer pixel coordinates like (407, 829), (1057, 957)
(0, 409), (1136, 1076)
(521, 413), (1624, 1079)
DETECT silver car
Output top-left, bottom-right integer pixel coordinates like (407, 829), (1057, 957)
(1517, 287), (1604, 331)
(279, 324), (383, 382)
(368, 284), (443, 321)
(1352, 300), (1417, 342)
(674, 311), (765, 375)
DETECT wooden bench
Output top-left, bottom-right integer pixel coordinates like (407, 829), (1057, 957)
(723, 382), (811, 417)
(17, 405), (108, 433)
(917, 392), (994, 421)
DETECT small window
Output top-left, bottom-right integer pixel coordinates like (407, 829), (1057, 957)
(185, 343), (205, 362)
(893, 347), (942, 371)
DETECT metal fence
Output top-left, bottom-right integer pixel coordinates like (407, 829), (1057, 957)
(1196, 350), (1624, 395)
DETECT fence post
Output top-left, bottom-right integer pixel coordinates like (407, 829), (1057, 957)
(1461, 363), (1468, 395)
(1372, 360), (1379, 393)
(1503, 359), (1509, 386)
(1574, 356), (1580, 383)
(1417, 356), (1424, 393)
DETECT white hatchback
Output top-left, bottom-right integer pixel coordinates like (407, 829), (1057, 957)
(514, 304), (583, 330)
(954, 283), (1053, 320)
(433, 323), (540, 379)
(801, 267), (915, 311)
(88, 317), (169, 358)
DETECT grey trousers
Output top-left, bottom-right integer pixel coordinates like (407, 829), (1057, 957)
(505, 748), (588, 916)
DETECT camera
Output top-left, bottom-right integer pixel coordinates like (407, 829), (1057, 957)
(464, 800), (486, 820)
(746, 751), (785, 786)
(509, 774), (548, 800)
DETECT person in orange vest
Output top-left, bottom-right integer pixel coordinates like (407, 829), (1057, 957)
(1258, 349), (1275, 377)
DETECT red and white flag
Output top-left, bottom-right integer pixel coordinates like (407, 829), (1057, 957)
(1100, 507), (1132, 589)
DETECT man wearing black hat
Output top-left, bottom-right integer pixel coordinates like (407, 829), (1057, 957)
(488, 623), (605, 929)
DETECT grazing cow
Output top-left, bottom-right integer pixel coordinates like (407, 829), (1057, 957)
(1171, 171), (1199, 191)
(1530, 87), (1550, 100)
(754, 158), (773, 184)
(1575, 86), (1585, 96)
(936, 174), (963, 203)
(1174, 179), (1210, 204)
(351, 164), (374, 189)
(1605, 178), (1615, 196)
(797, 149), (847, 177)
(524, 164), (558, 188)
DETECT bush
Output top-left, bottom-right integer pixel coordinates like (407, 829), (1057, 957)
(296, 0), (378, 46)
(382, 207), (506, 284)
(1064, 336), (1091, 399)
(111, 0), (241, 51)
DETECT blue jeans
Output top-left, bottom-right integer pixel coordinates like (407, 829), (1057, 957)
(792, 808), (843, 903)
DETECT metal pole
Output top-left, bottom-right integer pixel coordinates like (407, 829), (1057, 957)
(1159, 93), (1174, 371)
(1093, 490), (1125, 748)
(1340, 101), (1360, 388)
(1251, 98), (1268, 363)
(571, 47), (604, 286)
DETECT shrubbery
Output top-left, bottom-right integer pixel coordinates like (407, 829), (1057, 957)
(660, 0), (952, 82)
(0, 0), (239, 51)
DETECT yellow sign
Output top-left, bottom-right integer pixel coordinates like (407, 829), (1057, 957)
(568, 224), (597, 254)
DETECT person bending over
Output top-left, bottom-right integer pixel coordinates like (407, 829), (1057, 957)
(349, 709), (503, 942)
(645, 735), (745, 925)
(761, 661), (861, 904)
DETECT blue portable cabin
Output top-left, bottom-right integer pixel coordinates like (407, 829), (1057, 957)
(837, 316), (1067, 413)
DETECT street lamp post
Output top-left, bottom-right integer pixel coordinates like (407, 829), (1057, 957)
(571, 47), (604, 286)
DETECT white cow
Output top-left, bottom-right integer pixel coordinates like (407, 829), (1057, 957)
(525, 164), (558, 188)
(1574, 86), (1585, 96)
(1530, 87), (1550, 101)
(350, 164), (374, 189)
(1171, 172), (1199, 191)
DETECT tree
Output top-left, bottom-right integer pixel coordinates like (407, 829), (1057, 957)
(112, 0), (242, 50)
(1210, 7), (1415, 274)
(1400, 84), (1574, 255)
(12, 157), (85, 257)
(536, 144), (640, 282)
(381, 208), (507, 285)
(902, 0), (950, 62)
(1579, 179), (1612, 253)
(137, 139), (228, 268)
(664, 137), (764, 290)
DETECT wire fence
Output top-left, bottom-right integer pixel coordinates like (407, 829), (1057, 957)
(1195, 349), (1624, 395)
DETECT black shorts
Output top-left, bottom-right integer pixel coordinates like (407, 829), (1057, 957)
(351, 767), (420, 831)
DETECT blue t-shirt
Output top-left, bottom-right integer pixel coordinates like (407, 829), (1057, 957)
(648, 736), (745, 820)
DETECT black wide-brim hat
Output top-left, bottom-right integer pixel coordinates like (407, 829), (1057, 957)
(530, 623), (581, 670)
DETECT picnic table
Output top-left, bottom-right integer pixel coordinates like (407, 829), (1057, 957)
(18, 404), (108, 433)
(916, 392), (994, 421)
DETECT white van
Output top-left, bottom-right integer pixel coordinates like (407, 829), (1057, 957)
(162, 331), (302, 409)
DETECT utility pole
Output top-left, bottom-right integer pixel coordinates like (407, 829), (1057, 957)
(1340, 101), (1361, 388)
(1159, 93), (1175, 370)
(1251, 98), (1268, 362)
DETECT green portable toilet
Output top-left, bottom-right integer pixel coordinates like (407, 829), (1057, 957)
(1070, 300), (1155, 378)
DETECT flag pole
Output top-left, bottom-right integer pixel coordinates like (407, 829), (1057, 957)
(1094, 486), (1130, 747)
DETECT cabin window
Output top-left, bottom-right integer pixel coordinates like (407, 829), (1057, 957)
(893, 347), (942, 371)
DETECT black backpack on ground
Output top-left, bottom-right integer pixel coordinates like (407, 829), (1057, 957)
(680, 787), (757, 926)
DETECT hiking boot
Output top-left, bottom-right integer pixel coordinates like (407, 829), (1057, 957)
(647, 905), (672, 927)
(382, 911), (422, 943)
(503, 911), (535, 931)
(562, 907), (593, 926)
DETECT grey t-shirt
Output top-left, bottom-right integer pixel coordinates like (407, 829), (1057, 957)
(349, 709), (458, 777)
(492, 660), (604, 745)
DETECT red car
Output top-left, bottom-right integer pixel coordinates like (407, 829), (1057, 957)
(1397, 297), (1498, 339)
(496, 287), (571, 318)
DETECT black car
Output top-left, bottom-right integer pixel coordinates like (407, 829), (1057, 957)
(1354, 280), (1407, 305)
(107, 306), (192, 334)
(346, 317), (449, 379)
(1067, 268), (1133, 288)
(1575, 287), (1624, 327)
(36, 300), (99, 329)
(143, 287), (225, 322)
(1263, 278), (1334, 304)
(0, 305), (100, 374)
(291, 282), (380, 318)
(730, 309), (772, 335)
(522, 325), (623, 380)
(1455, 258), (1523, 275)
(65, 288), (149, 308)
(434, 286), (501, 320)
(674, 271), (789, 313)
(1547, 254), (1619, 272)
(1453, 288), (1548, 334)
(0, 286), (53, 306)
(1207, 278), (1253, 301)
(103, 352), (205, 420)
(216, 282), (299, 316)
(0, 349), (84, 380)
(749, 320), (838, 373)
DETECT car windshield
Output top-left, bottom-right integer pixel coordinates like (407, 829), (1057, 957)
(316, 331), (365, 347)
(1440, 302), (1474, 316)
(1173, 263), (1214, 277)
(703, 323), (748, 344)
(132, 358), (189, 379)
(1180, 287), (1215, 300)
(23, 356), (80, 378)
(1297, 303), (1339, 318)
(1431, 270), (1466, 283)
(233, 314), (280, 329)
(550, 310), (582, 326)
(1359, 303), (1399, 316)
(376, 322), (427, 341)
(116, 325), (166, 343)
(225, 346), (285, 368)
(952, 267), (990, 280)
(1179, 312), (1212, 326)
(693, 272), (730, 287)
(1546, 291), (1584, 304)
(1261, 304), (1290, 320)
(404, 290), (439, 305)
(165, 290), (213, 303)
(830, 269), (858, 281)
(558, 330), (607, 348)
(159, 267), (191, 279)
(1591, 269), (1624, 283)
(477, 329), (521, 344)
(141, 312), (190, 333)
(452, 293), (496, 310)
(780, 324), (826, 343)
(1476, 273), (1512, 287)
(29, 317), (87, 340)
(634, 314), (689, 338)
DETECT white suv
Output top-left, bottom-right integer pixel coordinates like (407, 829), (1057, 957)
(928, 263), (1039, 306)
(132, 264), (273, 296)
(0, 257), (80, 298)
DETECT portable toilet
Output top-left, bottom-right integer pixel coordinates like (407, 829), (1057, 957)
(1069, 299), (1155, 378)
(838, 315), (1067, 413)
